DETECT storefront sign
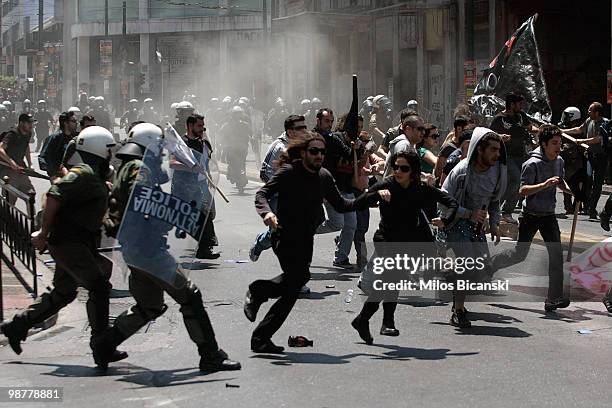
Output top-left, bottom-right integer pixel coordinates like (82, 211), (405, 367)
(100, 40), (113, 78)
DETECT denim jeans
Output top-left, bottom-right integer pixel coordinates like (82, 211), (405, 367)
(585, 153), (608, 213)
(502, 156), (525, 215)
(316, 191), (357, 263)
(251, 195), (278, 257)
(353, 206), (370, 268)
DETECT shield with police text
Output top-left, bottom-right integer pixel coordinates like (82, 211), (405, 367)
(116, 139), (220, 287)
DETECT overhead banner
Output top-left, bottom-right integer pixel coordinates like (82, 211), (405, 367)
(471, 14), (551, 122)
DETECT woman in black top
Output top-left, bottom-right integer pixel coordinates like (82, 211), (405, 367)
(351, 151), (458, 345)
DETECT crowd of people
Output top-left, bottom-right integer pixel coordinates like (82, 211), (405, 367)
(0, 88), (611, 372)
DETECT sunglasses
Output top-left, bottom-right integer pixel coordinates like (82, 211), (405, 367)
(392, 164), (411, 173)
(413, 126), (425, 132)
(307, 147), (326, 156)
(429, 133), (440, 139)
(292, 126), (308, 131)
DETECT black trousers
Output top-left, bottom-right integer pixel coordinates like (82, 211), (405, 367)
(249, 233), (312, 342)
(491, 213), (565, 301)
(585, 153), (608, 213)
(14, 242), (112, 349)
(112, 267), (219, 356)
(196, 215), (218, 255)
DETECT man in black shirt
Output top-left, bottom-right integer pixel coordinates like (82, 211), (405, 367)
(0, 113), (35, 205)
(181, 114), (220, 259)
(244, 133), (379, 353)
(312, 108), (358, 269)
(39, 111), (78, 181)
(490, 93), (538, 224)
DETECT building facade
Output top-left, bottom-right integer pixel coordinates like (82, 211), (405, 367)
(1, 0), (63, 104)
(62, 0), (268, 111)
(272, 0), (610, 128)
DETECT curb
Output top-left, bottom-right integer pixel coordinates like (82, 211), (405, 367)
(0, 254), (57, 347)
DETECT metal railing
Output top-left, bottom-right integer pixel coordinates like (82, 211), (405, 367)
(0, 176), (38, 321)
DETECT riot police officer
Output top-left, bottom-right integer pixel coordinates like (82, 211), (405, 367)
(22, 99), (33, 114)
(1, 126), (126, 370)
(92, 97), (113, 132)
(173, 101), (195, 137)
(101, 123), (241, 372)
(2, 100), (16, 128)
(220, 106), (251, 193)
(34, 100), (53, 152)
(139, 98), (158, 124)
(121, 99), (140, 131)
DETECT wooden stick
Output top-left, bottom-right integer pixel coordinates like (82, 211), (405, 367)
(560, 132), (589, 150)
(0, 160), (50, 180)
(203, 169), (230, 203)
(566, 199), (580, 262)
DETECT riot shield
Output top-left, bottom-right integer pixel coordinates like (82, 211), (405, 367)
(116, 141), (220, 287)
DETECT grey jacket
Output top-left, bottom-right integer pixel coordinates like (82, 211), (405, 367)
(440, 127), (508, 229)
(521, 146), (564, 215)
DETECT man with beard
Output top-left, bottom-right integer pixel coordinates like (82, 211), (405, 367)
(243, 133), (383, 353)
(39, 111), (79, 181)
(0, 126), (126, 370)
(313, 108), (360, 269)
(489, 93), (538, 224)
(441, 128), (507, 328)
(0, 113), (36, 205)
(180, 114), (220, 259)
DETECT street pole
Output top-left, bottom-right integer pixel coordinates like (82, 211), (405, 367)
(122, 1), (127, 36)
(105, 0), (109, 36)
(38, 0), (43, 49)
(262, 0), (269, 104)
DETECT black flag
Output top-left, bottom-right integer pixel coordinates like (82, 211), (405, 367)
(471, 14), (551, 122)
(344, 75), (359, 141)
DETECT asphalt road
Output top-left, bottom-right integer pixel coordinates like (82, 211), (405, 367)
(0, 142), (611, 408)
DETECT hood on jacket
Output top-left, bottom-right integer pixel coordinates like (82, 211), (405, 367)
(467, 126), (508, 166)
(529, 146), (546, 161)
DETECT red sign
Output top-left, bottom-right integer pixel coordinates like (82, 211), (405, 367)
(464, 60), (477, 87)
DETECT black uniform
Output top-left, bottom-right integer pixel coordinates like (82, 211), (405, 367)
(1, 165), (112, 361)
(0, 128), (35, 205)
(33, 109), (53, 152)
(103, 156), (238, 370)
(183, 135), (219, 256)
(249, 160), (370, 346)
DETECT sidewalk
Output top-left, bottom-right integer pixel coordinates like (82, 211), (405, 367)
(0, 247), (58, 337)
